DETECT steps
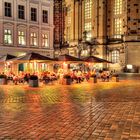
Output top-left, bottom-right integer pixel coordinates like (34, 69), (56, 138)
(119, 73), (140, 80)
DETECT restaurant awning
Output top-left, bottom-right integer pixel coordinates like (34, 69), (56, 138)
(6, 52), (53, 62)
(83, 56), (112, 63)
(55, 54), (82, 62)
(0, 54), (16, 63)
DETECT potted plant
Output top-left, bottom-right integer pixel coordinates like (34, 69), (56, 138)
(0, 74), (7, 85)
(114, 74), (119, 82)
(91, 74), (97, 83)
(29, 75), (39, 87)
(63, 74), (71, 85)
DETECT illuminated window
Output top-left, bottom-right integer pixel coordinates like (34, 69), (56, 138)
(30, 32), (37, 46)
(84, 0), (92, 41)
(42, 34), (48, 48)
(84, 0), (92, 20)
(4, 29), (12, 44)
(114, 18), (122, 38)
(84, 22), (92, 41)
(85, 22), (92, 31)
(114, 0), (123, 38)
(18, 31), (25, 45)
(114, 0), (123, 15)
(111, 50), (120, 63)
(81, 50), (88, 57)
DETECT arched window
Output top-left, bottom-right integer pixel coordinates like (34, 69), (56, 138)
(111, 50), (120, 63)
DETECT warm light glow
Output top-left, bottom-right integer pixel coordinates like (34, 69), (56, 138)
(114, 0), (123, 38)
(84, 0), (92, 41)
(84, 0), (92, 19)
(18, 31), (25, 45)
(4, 29), (12, 44)
(111, 50), (120, 63)
(114, 18), (122, 38)
(42, 33), (48, 48)
(30, 32), (37, 46)
(63, 62), (67, 66)
(127, 65), (133, 69)
(114, 0), (123, 15)
(88, 63), (91, 66)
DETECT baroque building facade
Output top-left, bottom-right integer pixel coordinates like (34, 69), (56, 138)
(60, 0), (140, 72)
(0, 0), (54, 58)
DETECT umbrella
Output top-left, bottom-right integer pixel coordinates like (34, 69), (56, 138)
(83, 56), (112, 63)
(7, 52), (53, 62)
(56, 54), (82, 62)
(6, 52), (54, 73)
(0, 54), (16, 62)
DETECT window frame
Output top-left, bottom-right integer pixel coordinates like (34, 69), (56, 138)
(4, 29), (13, 45)
(30, 32), (37, 46)
(18, 31), (26, 46)
(18, 5), (25, 20)
(111, 50), (120, 63)
(5, 2), (12, 17)
(31, 7), (37, 22)
(42, 10), (48, 23)
(42, 33), (49, 48)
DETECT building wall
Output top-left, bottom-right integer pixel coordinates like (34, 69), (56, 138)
(61, 0), (140, 72)
(53, 0), (65, 48)
(63, 0), (105, 60)
(0, 0), (54, 58)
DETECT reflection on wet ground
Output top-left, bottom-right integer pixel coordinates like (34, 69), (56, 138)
(0, 81), (140, 139)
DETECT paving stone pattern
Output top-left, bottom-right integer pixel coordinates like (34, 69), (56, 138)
(0, 81), (140, 140)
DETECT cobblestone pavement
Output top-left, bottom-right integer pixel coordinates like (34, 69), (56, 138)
(0, 81), (140, 140)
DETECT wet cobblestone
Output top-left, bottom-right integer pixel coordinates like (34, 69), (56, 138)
(0, 81), (140, 139)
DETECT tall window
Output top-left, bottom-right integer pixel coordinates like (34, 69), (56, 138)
(111, 50), (120, 63)
(18, 31), (25, 45)
(5, 2), (12, 17)
(31, 8), (37, 21)
(42, 34), (48, 48)
(84, 22), (92, 41)
(84, 0), (92, 41)
(43, 10), (48, 23)
(66, 6), (71, 42)
(18, 5), (25, 19)
(4, 29), (12, 44)
(114, 0), (123, 15)
(30, 32), (37, 46)
(84, 0), (92, 19)
(114, 0), (123, 38)
(114, 18), (122, 38)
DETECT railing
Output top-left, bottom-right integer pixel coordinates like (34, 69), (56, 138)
(107, 35), (123, 43)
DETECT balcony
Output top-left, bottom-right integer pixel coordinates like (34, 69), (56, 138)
(107, 35), (123, 44)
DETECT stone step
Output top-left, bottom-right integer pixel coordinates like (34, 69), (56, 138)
(118, 73), (140, 80)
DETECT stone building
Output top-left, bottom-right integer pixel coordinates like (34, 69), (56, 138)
(53, 0), (70, 57)
(62, 0), (140, 72)
(0, 0), (54, 58)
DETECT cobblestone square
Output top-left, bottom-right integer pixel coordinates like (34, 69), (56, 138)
(0, 81), (140, 139)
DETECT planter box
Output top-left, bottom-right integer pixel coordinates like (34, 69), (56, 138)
(93, 77), (97, 83)
(63, 78), (71, 85)
(29, 79), (39, 87)
(0, 78), (7, 85)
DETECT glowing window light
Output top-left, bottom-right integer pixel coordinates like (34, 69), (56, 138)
(4, 29), (12, 44)
(18, 31), (25, 45)
(42, 34), (48, 48)
(127, 65), (133, 69)
(30, 32), (37, 46)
